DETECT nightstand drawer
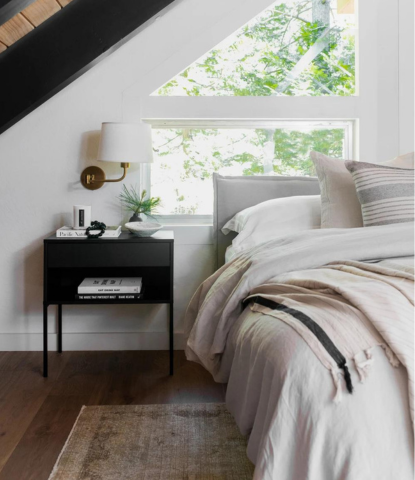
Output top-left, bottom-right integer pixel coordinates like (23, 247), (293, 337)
(48, 243), (170, 268)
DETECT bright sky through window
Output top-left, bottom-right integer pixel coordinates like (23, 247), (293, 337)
(153, 0), (356, 97)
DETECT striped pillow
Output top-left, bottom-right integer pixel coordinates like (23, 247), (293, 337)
(345, 161), (414, 227)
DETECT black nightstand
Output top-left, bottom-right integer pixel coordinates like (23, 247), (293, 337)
(43, 231), (174, 377)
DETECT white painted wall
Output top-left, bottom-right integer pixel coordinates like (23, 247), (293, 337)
(398, 0), (415, 154)
(0, 0), (412, 351)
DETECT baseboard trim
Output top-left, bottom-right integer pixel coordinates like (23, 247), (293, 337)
(0, 332), (185, 351)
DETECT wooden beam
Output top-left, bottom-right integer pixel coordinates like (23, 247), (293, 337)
(0, 39), (7, 51)
(0, 0), (37, 27)
(56, 0), (73, 6)
(0, 11), (33, 45)
(21, 0), (61, 27)
(0, 0), (175, 134)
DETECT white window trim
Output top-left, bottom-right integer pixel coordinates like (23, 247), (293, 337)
(146, 119), (354, 129)
(120, 0), (406, 224)
(123, 0), (400, 162)
(142, 118), (354, 224)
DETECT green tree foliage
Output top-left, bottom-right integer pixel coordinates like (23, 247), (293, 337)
(157, 0), (355, 97)
(272, 128), (345, 175)
(153, 126), (345, 180)
(151, 1), (355, 213)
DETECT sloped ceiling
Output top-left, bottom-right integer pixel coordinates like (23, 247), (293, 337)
(0, 0), (174, 134)
(0, 0), (74, 52)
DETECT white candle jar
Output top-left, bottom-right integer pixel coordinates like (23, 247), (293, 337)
(73, 205), (91, 229)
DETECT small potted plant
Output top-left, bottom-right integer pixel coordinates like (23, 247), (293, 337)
(119, 184), (161, 222)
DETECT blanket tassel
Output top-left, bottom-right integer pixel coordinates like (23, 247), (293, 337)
(354, 349), (374, 383)
(381, 344), (400, 368)
(331, 361), (353, 404)
(341, 362), (353, 394)
(331, 368), (343, 404)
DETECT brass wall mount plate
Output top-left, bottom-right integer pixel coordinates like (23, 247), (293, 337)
(80, 166), (106, 190)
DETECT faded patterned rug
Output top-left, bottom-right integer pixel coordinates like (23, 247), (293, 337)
(49, 403), (254, 479)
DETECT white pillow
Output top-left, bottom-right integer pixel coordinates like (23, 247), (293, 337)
(310, 151), (414, 229)
(222, 195), (321, 258)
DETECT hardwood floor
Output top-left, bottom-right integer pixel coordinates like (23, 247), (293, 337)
(0, 351), (226, 480)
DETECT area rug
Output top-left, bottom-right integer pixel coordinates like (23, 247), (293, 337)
(49, 403), (254, 479)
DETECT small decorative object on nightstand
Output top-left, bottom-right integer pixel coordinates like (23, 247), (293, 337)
(43, 231), (174, 378)
(119, 184), (161, 223)
(125, 222), (163, 237)
(73, 205), (91, 229)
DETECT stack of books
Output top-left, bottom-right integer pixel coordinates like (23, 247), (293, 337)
(76, 277), (143, 300)
(56, 226), (122, 238)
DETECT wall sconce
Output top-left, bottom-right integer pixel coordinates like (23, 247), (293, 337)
(81, 122), (153, 190)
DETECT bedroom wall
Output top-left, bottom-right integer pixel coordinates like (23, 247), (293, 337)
(0, 0), (413, 351)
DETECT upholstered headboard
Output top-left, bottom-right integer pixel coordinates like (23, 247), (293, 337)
(213, 173), (320, 267)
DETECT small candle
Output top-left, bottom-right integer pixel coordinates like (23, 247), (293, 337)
(73, 205), (91, 229)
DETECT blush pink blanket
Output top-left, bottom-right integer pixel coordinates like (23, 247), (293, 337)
(185, 223), (414, 480)
(246, 260), (414, 418)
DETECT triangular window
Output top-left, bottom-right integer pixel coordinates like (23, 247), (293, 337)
(153, 0), (356, 97)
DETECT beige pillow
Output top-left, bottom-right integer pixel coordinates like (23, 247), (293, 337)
(383, 152), (414, 169)
(310, 151), (414, 228)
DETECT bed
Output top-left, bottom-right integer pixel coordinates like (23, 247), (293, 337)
(185, 172), (414, 480)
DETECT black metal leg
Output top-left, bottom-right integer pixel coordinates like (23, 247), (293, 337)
(57, 304), (62, 353)
(169, 302), (174, 375)
(43, 304), (48, 377)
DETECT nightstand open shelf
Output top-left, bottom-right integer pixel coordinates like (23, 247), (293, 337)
(43, 231), (174, 377)
(46, 267), (171, 304)
(46, 285), (171, 305)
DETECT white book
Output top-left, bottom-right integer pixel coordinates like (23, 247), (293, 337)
(56, 226), (121, 238)
(78, 277), (143, 294)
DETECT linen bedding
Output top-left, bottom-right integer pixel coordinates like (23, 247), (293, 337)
(184, 222), (414, 480)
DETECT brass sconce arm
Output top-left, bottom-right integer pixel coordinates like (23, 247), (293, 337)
(98, 162), (130, 183)
(81, 163), (130, 190)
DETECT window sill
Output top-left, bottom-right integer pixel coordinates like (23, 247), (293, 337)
(157, 215), (213, 226)
(160, 224), (213, 245)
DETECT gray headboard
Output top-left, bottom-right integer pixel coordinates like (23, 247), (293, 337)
(213, 173), (320, 268)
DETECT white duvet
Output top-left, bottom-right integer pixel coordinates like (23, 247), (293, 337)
(184, 223), (414, 480)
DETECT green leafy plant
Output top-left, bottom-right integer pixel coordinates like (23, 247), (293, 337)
(119, 184), (161, 218)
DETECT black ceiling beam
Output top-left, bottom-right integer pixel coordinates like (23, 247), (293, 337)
(0, 0), (37, 27)
(0, 0), (174, 134)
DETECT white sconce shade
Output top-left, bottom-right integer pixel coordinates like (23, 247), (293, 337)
(97, 122), (153, 164)
(81, 121), (153, 190)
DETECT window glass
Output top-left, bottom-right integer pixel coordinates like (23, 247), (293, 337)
(154, 0), (356, 97)
(151, 125), (347, 214)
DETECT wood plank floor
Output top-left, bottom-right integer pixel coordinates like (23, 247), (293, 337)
(0, 351), (226, 480)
